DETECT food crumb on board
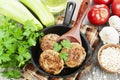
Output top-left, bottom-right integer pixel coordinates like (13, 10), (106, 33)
(92, 71), (95, 75)
(103, 75), (107, 79)
(87, 78), (92, 80)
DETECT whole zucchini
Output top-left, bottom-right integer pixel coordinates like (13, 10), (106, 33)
(20, 0), (55, 27)
(0, 0), (43, 31)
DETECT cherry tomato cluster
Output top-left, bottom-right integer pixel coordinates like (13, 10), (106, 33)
(87, 0), (120, 25)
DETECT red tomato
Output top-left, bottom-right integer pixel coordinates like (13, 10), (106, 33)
(88, 4), (110, 25)
(112, 0), (120, 16)
(93, 0), (113, 5)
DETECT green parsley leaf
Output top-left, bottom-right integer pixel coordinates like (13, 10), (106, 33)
(39, 32), (45, 37)
(28, 37), (36, 46)
(2, 69), (21, 79)
(59, 52), (68, 61)
(39, 32), (45, 41)
(53, 42), (62, 52)
(61, 40), (72, 49)
(0, 15), (39, 79)
(53, 40), (72, 61)
(0, 54), (11, 63)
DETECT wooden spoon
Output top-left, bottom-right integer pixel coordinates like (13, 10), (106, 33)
(58, 0), (90, 44)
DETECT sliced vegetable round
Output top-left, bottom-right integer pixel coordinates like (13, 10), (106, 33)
(87, 4), (110, 25)
(112, 0), (120, 17)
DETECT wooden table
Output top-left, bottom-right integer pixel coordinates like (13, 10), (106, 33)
(0, 0), (120, 80)
(76, 0), (120, 80)
(80, 42), (120, 80)
(73, 0), (120, 80)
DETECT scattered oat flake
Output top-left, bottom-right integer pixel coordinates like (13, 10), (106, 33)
(88, 78), (92, 80)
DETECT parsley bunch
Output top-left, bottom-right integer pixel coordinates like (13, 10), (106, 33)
(0, 15), (40, 78)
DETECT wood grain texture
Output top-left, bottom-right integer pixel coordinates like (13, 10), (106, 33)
(0, 0), (120, 80)
(80, 42), (120, 80)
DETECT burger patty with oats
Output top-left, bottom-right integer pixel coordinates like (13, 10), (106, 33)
(61, 43), (86, 68)
(40, 33), (60, 51)
(39, 50), (64, 75)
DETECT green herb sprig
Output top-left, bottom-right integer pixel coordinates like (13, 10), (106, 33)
(53, 40), (72, 61)
(0, 16), (40, 78)
(53, 42), (62, 52)
(59, 52), (68, 61)
(61, 40), (72, 49)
